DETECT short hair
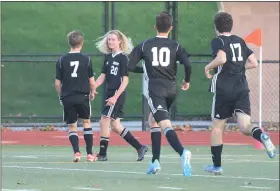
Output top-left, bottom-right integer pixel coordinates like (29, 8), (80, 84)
(67, 31), (84, 48)
(156, 11), (173, 33)
(214, 12), (233, 33)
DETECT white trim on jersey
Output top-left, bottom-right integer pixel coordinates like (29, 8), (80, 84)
(211, 94), (216, 119)
(142, 62), (157, 114)
(141, 40), (148, 52)
(112, 51), (124, 58)
(156, 35), (168, 38)
(176, 41), (180, 51)
(210, 65), (223, 93)
(217, 37), (225, 47)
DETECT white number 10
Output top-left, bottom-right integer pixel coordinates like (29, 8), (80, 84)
(151, 47), (170, 67)
(70, 61), (79, 77)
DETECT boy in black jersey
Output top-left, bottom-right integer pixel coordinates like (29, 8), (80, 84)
(94, 30), (148, 161)
(128, 11), (192, 176)
(204, 12), (276, 175)
(55, 31), (97, 162)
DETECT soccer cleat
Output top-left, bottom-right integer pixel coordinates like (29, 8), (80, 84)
(137, 145), (149, 161)
(87, 154), (98, 162)
(73, 152), (81, 162)
(204, 165), (223, 175)
(261, 133), (276, 158)
(181, 149), (192, 176)
(97, 154), (108, 161)
(146, 159), (161, 175)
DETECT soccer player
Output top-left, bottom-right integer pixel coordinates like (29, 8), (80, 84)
(204, 12), (276, 175)
(128, 11), (192, 176)
(55, 31), (97, 162)
(94, 30), (148, 161)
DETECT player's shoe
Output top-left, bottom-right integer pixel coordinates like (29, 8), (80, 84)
(261, 133), (276, 158)
(73, 152), (81, 162)
(137, 145), (149, 161)
(87, 154), (98, 162)
(146, 159), (161, 175)
(204, 165), (223, 175)
(97, 154), (108, 161)
(181, 149), (192, 176)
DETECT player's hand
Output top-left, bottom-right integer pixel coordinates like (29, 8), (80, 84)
(105, 96), (117, 106)
(181, 80), (190, 91)
(90, 90), (98, 101)
(205, 67), (213, 79)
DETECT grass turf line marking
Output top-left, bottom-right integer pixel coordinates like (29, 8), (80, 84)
(2, 165), (279, 181)
(2, 189), (40, 191)
(240, 186), (272, 190)
(72, 187), (102, 190)
(158, 186), (183, 190)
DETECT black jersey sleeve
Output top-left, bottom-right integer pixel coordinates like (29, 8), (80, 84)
(88, 57), (94, 78)
(176, 44), (192, 82)
(128, 43), (144, 72)
(211, 37), (225, 58)
(120, 55), (129, 77)
(56, 57), (63, 81)
(244, 42), (254, 58)
(101, 57), (108, 74)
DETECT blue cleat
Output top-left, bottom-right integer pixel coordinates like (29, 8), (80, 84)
(181, 149), (192, 176)
(204, 165), (223, 175)
(146, 159), (161, 175)
(261, 133), (276, 159)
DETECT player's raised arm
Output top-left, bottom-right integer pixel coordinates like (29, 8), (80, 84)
(128, 43), (144, 73)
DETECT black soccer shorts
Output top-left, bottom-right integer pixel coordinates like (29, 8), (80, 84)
(61, 94), (91, 124)
(102, 90), (126, 120)
(212, 90), (251, 120)
(144, 79), (177, 123)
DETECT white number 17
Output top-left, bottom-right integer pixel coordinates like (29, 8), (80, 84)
(229, 43), (243, 62)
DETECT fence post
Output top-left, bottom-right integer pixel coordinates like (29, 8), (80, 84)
(101, 2), (109, 112)
(111, 2), (116, 29)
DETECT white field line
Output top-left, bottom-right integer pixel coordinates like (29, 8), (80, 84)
(2, 165), (279, 181)
(240, 186), (273, 190)
(158, 186), (183, 190)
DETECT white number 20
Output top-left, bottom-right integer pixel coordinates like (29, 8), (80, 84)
(110, 66), (118, 76)
(230, 43), (243, 62)
(151, 47), (170, 67)
(70, 61), (79, 77)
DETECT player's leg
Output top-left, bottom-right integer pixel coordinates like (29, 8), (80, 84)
(148, 92), (191, 176)
(97, 115), (111, 161)
(205, 93), (230, 175)
(62, 96), (81, 162)
(148, 112), (161, 163)
(76, 94), (97, 162)
(111, 119), (148, 161)
(110, 92), (148, 161)
(234, 91), (276, 158)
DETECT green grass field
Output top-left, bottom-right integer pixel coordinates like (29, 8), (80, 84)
(2, 145), (279, 191)
(1, 2), (217, 118)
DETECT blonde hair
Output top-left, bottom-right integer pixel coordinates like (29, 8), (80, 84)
(95, 30), (133, 55)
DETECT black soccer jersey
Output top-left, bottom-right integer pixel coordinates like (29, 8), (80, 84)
(102, 52), (129, 91)
(56, 52), (94, 98)
(128, 36), (191, 82)
(209, 35), (253, 93)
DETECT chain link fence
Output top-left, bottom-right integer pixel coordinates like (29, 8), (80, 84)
(1, 2), (279, 129)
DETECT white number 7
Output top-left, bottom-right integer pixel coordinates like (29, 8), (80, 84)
(70, 61), (79, 77)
